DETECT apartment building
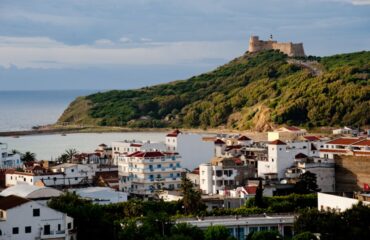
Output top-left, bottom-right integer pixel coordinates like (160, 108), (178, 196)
(118, 151), (183, 196)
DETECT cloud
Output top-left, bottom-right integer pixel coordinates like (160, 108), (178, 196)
(0, 36), (244, 69)
(140, 37), (152, 42)
(94, 39), (114, 45)
(119, 37), (132, 43)
(351, 0), (370, 5)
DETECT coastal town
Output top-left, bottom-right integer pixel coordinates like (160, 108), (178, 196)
(0, 125), (369, 239)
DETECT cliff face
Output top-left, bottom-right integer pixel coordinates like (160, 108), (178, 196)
(58, 50), (370, 130)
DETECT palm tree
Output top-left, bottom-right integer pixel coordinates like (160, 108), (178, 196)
(65, 148), (78, 162)
(57, 153), (69, 163)
(11, 149), (20, 154)
(21, 151), (36, 162)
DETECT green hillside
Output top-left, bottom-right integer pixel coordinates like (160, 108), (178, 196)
(58, 50), (370, 131)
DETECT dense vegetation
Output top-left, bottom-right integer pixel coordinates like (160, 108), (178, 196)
(48, 192), (316, 240)
(294, 203), (370, 240)
(58, 50), (370, 130)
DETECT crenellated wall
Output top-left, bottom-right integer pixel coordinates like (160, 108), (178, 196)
(249, 36), (305, 57)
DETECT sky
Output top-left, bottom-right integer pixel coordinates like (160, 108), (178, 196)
(0, 0), (369, 90)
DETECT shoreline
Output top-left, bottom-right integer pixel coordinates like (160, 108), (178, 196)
(0, 124), (267, 138)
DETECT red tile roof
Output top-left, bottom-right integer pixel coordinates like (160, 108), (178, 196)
(326, 138), (363, 145)
(130, 143), (142, 147)
(269, 140), (287, 145)
(320, 149), (348, 153)
(238, 136), (251, 141)
(352, 139), (370, 147)
(214, 139), (225, 144)
(166, 129), (182, 137)
(128, 151), (165, 158)
(304, 136), (320, 141)
(0, 195), (30, 210)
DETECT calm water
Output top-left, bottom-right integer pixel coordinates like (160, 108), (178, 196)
(0, 132), (166, 160)
(0, 90), (95, 131)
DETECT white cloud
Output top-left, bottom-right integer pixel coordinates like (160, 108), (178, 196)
(0, 36), (244, 69)
(140, 37), (152, 42)
(119, 37), (132, 43)
(94, 39), (114, 45)
(351, 0), (370, 5)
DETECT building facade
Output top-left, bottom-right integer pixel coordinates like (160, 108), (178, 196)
(0, 195), (75, 240)
(118, 151), (183, 196)
(0, 143), (22, 168)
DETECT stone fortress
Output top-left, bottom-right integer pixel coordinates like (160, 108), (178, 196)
(249, 35), (306, 57)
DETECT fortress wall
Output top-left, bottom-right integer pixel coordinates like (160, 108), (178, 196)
(248, 36), (306, 57)
(335, 155), (370, 192)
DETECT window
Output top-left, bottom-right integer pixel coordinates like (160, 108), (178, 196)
(68, 223), (72, 229)
(71, 169), (74, 172)
(13, 227), (19, 234)
(75, 177), (78, 181)
(58, 224), (61, 231)
(33, 208), (40, 217)
(25, 226), (31, 233)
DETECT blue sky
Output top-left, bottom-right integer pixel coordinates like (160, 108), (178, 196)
(0, 0), (369, 90)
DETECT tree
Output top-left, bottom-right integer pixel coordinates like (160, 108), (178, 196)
(65, 148), (78, 162)
(57, 153), (69, 163)
(247, 230), (282, 240)
(295, 171), (320, 194)
(204, 225), (231, 240)
(21, 151), (36, 162)
(255, 178), (265, 208)
(170, 223), (204, 240)
(292, 232), (318, 240)
(180, 176), (204, 214)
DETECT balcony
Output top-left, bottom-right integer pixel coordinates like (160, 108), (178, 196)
(41, 230), (66, 239)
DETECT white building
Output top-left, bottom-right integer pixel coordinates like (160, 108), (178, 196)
(318, 192), (370, 212)
(0, 143), (22, 168)
(165, 130), (214, 170)
(258, 140), (319, 180)
(285, 156), (335, 192)
(267, 126), (307, 141)
(0, 195), (75, 240)
(6, 164), (96, 187)
(112, 140), (166, 165)
(118, 151), (183, 196)
(320, 137), (370, 159)
(177, 214), (295, 240)
(199, 157), (249, 195)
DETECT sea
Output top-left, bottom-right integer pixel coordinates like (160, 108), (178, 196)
(0, 90), (166, 160)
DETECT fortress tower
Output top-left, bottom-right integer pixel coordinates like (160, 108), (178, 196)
(249, 35), (305, 57)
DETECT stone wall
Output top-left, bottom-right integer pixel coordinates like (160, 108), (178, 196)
(335, 155), (370, 192)
(249, 36), (305, 57)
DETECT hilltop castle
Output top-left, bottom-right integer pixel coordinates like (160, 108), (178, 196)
(249, 35), (305, 57)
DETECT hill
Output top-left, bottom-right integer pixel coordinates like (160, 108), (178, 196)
(58, 50), (370, 131)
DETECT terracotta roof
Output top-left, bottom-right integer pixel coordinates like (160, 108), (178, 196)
(128, 151), (165, 158)
(320, 149), (348, 153)
(304, 136), (320, 141)
(0, 195), (30, 210)
(352, 139), (370, 147)
(166, 129), (182, 137)
(353, 151), (370, 155)
(238, 136), (251, 141)
(269, 140), (286, 145)
(214, 139), (225, 144)
(130, 143), (142, 147)
(326, 138), (362, 145)
(295, 153), (308, 159)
